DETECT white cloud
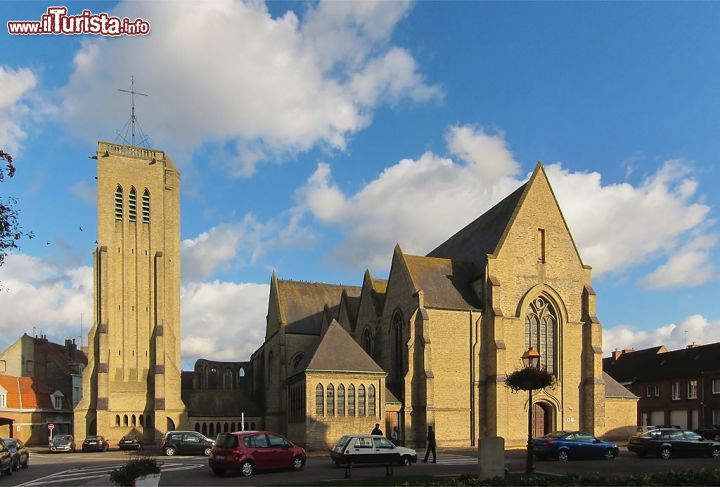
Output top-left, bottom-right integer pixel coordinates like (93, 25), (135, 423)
(639, 234), (718, 289)
(61, 0), (440, 176)
(0, 65), (38, 154)
(603, 314), (720, 355)
(180, 280), (268, 366)
(297, 125), (713, 279)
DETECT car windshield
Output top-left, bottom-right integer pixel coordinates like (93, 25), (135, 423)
(53, 435), (72, 444)
(215, 433), (238, 449)
(544, 431), (567, 439)
(335, 436), (351, 448)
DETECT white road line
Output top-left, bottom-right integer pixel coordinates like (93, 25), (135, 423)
(18, 462), (203, 486)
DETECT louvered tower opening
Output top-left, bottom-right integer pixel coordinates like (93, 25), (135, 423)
(114, 186), (123, 220)
(129, 188), (137, 222)
(142, 189), (150, 223)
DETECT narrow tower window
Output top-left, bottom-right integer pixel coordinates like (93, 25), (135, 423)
(129, 188), (137, 222)
(537, 228), (546, 263)
(142, 189), (150, 223)
(114, 186), (123, 220)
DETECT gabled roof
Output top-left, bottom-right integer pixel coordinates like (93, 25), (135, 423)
(277, 279), (361, 335)
(603, 372), (638, 399)
(0, 375), (71, 410)
(603, 343), (720, 383)
(361, 270), (388, 317)
(428, 182), (526, 264)
(298, 321), (384, 374)
(402, 254), (480, 310)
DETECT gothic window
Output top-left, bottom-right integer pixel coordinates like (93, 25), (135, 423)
(392, 312), (404, 384)
(142, 189), (150, 223)
(316, 384), (324, 416)
(231, 422), (236, 431)
(223, 368), (233, 390)
(239, 367), (245, 378)
(115, 415), (120, 427)
(123, 414), (129, 426)
(131, 414), (136, 426)
(358, 385), (366, 416)
(129, 187), (137, 222)
(115, 186), (123, 220)
(327, 384), (335, 416)
(524, 296), (557, 373)
(362, 328), (372, 355)
(348, 384), (356, 416)
(224, 422), (229, 432)
(337, 384), (345, 416)
(368, 385), (376, 417)
(202, 423), (207, 436)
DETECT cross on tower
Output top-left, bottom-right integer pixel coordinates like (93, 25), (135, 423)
(117, 76), (149, 146)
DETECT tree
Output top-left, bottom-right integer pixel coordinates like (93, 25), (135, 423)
(0, 149), (33, 269)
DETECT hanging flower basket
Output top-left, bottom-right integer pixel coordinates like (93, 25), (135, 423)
(506, 367), (555, 392)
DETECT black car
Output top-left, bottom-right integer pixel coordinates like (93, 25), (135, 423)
(628, 428), (720, 460)
(81, 435), (109, 452)
(119, 434), (143, 451)
(161, 431), (214, 456)
(698, 425), (720, 441)
(0, 439), (28, 471)
(0, 441), (11, 476)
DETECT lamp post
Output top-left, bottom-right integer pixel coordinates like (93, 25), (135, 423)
(521, 347), (540, 474)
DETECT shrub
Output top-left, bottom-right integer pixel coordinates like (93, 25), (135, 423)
(109, 457), (161, 486)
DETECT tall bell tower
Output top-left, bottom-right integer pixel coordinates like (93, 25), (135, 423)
(74, 141), (186, 443)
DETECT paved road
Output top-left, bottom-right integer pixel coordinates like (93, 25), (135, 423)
(5, 448), (719, 486)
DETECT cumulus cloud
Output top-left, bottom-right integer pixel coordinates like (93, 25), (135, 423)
(0, 65), (38, 154)
(61, 0), (440, 176)
(180, 280), (269, 366)
(296, 124), (713, 280)
(639, 234), (718, 289)
(603, 314), (720, 355)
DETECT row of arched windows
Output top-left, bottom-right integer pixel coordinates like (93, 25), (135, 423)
(316, 383), (376, 417)
(115, 186), (150, 224)
(194, 421), (256, 438)
(115, 413), (152, 428)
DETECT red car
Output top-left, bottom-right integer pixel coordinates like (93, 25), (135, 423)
(81, 436), (109, 452)
(209, 431), (306, 477)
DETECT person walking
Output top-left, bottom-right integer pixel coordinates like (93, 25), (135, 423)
(422, 425), (436, 463)
(390, 426), (399, 445)
(371, 423), (383, 435)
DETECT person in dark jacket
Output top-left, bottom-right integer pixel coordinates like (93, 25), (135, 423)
(371, 423), (383, 435)
(422, 425), (436, 463)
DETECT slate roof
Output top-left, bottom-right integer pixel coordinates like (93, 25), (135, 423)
(278, 280), (361, 335)
(603, 343), (720, 383)
(428, 182), (527, 264)
(297, 321), (384, 375)
(403, 254), (480, 310)
(603, 372), (638, 399)
(367, 274), (388, 316)
(385, 387), (401, 404)
(0, 375), (72, 410)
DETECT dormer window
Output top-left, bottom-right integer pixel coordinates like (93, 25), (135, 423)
(129, 188), (137, 222)
(142, 189), (150, 223)
(115, 186), (123, 220)
(51, 390), (64, 410)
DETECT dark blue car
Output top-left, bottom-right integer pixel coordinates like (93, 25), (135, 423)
(531, 431), (619, 461)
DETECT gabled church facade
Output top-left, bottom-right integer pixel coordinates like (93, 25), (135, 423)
(245, 163), (637, 449)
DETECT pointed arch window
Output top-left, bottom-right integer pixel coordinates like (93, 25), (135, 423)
(392, 312), (404, 384)
(114, 186), (123, 220)
(142, 189), (150, 223)
(128, 187), (137, 222)
(368, 385), (376, 417)
(524, 296), (557, 373)
(348, 384), (356, 416)
(337, 384), (345, 416)
(327, 383), (335, 416)
(358, 384), (366, 416)
(315, 384), (324, 416)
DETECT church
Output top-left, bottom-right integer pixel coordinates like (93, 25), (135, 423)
(75, 141), (637, 449)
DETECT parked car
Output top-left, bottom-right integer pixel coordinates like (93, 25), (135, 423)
(162, 431), (214, 456)
(531, 431), (618, 461)
(209, 431), (307, 477)
(119, 434), (143, 451)
(697, 425), (720, 441)
(330, 434), (417, 466)
(0, 441), (11, 476)
(628, 428), (720, 459)
(0, 439), (28, 470)
(81, 435), (109, 452)
(49, 434), (76, 453)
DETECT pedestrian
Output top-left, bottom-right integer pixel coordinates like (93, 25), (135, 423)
(390, 426), (399, 445)
(371, 423), (383, 435)
(422, 425), (436, 463)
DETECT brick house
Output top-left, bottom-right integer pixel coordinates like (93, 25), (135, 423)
(603, 343), (720, 430)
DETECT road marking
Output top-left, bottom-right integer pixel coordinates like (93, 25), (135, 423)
(421, 454), (478, 465)
(17, 462), (203, 486)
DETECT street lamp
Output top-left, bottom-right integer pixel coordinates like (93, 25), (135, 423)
(521, 347), (540, 474)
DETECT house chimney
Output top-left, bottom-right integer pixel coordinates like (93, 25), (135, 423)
(622, 348), (635, 354)
(612, 349), (622, 361)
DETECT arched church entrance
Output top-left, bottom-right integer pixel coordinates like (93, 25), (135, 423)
(533, 402), (554, 438)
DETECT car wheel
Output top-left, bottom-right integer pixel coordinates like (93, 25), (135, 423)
(603, 449), (616, 460)
(712, 447), (720, 459)
(240, 460), (254, 477)
(164, 447), (176, 456)
(557, 450), (569, 462)
(660, 447), (671, 460)
(204, 447), (212, 456)
(211, 467), (225, 476)
(292, 456), (304, 471)
(401, 456), (412, 466)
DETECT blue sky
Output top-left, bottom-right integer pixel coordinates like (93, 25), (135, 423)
(1, 1), (719, 367)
